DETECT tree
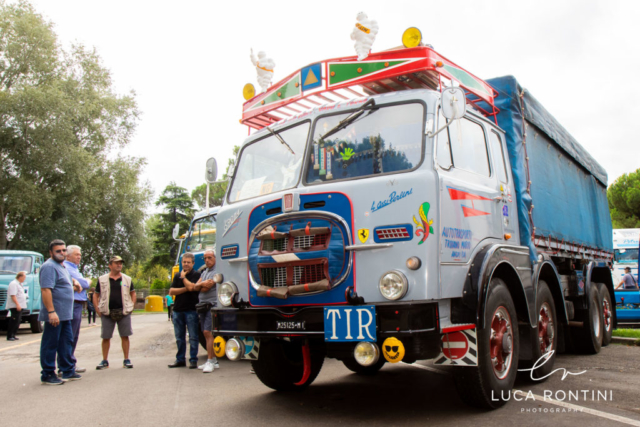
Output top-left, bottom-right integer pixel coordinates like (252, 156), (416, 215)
(0, 1), (146, 273)
(608, 169), (640, 229)
(148, 183), (194, 268)
(191, 146), (240, 209)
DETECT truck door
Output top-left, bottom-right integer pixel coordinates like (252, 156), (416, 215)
(488, 130), (516, 240)
(435, 112), (503, 263)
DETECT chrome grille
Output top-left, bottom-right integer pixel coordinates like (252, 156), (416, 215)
(0, 290), (6, 308)
(262, 238), (287, 252)
(292, 264), (325, 285)
(261, 267), (287, 287)
(293, 234), (329, 249)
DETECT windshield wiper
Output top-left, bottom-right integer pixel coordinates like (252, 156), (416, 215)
(267, 126), (295, 155)
(0, 270), (16, 274)
(318, 99), (377, 142)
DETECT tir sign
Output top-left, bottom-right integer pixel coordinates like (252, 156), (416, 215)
(283, 193), (294, 212)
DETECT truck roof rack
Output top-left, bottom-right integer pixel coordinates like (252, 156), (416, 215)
(241, 46), (499, 130)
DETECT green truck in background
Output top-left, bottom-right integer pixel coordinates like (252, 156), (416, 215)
(0, 250), (45, 333)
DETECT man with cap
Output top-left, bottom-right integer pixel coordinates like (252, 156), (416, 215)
(93, 256), (136, 370)
(616, 266), (639, 290)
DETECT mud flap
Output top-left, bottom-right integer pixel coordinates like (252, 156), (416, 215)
(239, 336), (260, 360)
(434, 328), (478, 366)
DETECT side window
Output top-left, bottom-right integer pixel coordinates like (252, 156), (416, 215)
(441, 116), (491, 177)
(489, 131), (508, 183)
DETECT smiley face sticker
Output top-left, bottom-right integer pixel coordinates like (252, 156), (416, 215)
(214, 336), (226, 358)
(382, 337), (405, 363)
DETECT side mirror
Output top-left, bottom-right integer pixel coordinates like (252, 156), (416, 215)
(172, 223), (181, 240)
(205, 157), (218, 184)
(441, 87), (466, 120)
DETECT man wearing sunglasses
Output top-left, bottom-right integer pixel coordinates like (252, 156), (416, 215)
(39, 239), (83, 385)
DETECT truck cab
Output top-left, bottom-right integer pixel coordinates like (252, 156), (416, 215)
(612, 228), (639, 283)
(0, 250), (45, 333)
(171, 208), (219, 279)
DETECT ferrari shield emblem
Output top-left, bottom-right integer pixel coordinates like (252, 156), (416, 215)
(358, 228), (369, 243)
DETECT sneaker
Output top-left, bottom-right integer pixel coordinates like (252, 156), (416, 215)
(203, 361), (214, 373)
(96, 360), (109, 370)
(197, 363), (205, 370)
(250, 369), (255, 374)
(214, 362), (220, 370)
(75, 367), (87, 373)
(13, 337), (19, 340)
(189, 361), (198, 369)
(41, 375), (64, 386)
(7, 337), (15, 341)
(123, 359), (133, 369)
(61, 373), (82, 381)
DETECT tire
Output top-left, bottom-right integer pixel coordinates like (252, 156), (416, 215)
(520, 281), (557, 380)
(30, 315), (44, 333)
(573, 284), (603, 354)
(597, 282), (613, 347)
(453, 278), (519, 409)
(251, 339), (324, 391)
(342, 356), (386, 375)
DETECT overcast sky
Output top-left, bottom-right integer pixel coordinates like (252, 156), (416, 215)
(29, 0), (640, 202)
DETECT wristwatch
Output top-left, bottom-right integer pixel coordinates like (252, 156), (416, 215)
(48, 310), (56, 314)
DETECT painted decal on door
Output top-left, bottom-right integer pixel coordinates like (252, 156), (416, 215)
(412, 202), (434, 245)
(447, 186), (491, 217)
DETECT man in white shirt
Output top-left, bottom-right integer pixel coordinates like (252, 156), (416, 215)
(7, 271), (28, 341)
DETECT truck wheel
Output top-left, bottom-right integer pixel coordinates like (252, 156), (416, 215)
(342, 356), (386, 375)
(251, 339), (324, 391)
(573, 284), (602, 354)
(520, 281), (557, 380)
(30, 315), (43, 333)
(453, 278), (519, 409)
(597, 282), (613, 347)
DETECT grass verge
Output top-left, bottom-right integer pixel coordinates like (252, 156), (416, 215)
(612, 328), (640, 339)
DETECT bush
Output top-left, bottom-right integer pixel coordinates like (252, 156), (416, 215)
(151, 279), (170, 290)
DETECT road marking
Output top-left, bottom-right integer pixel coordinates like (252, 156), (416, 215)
(516, 391), (640, 426)
(403, 361), (450, 375)
(0, 325), (98, 353)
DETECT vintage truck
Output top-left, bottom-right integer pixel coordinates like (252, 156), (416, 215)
(209, 32), (615, 409)
(0, 250), (45, 333)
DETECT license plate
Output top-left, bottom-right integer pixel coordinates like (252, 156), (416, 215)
(276, 320), (306, 331)
(324, 306), (376, 342)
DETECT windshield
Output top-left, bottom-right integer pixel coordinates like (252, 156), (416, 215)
(185, 215), (217, 253)
(306, 103), (423, 183)
(614, 248), (638, 263)
(0, 256), (32, 274)
(229, 122), (310, 202)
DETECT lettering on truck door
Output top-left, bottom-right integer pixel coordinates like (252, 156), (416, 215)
(488, 130), (517, 239)
(435, 111), (502, 263)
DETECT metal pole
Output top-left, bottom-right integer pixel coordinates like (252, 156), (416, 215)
(206, 182), (210, 215)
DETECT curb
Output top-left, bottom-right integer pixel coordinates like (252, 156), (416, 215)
(611, 336), (640, 346)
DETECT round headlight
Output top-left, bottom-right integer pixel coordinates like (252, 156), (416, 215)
(378, 270), (408, 301)
(225, 337), (245, 361)
(354, 342), (380, 366)
(218, 281), (237, 307)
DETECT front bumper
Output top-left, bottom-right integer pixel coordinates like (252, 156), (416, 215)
(213, 302), (442, 361)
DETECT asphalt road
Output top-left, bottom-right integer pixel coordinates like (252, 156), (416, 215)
(1, 314), (640, 426)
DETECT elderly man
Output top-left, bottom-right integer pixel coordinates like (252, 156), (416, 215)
(94, 256), (136, 370)
(195, 249), (219, 373)
(168, 253), (201, 369)
(39, 240), (83, 385)
(63, 245), (89, 373)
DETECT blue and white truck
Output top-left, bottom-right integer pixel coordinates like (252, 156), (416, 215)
(0, 250), (45, 333)
(209, 35), (615, 409)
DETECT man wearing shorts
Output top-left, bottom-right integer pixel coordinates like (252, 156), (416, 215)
(195, 249), (219, 373)
(93, 256), (136, 370)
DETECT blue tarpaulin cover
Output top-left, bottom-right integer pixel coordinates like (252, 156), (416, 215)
(481, 76), (613, 262)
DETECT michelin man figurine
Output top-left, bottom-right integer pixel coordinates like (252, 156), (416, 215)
(350, 12), (379, 61)
(250, 49), (275, 93)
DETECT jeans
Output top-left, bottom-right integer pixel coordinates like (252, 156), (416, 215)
(69, 301), (83, 365)
(40, 320), (75, 380)
(7, 308), (22, 339)
(172, 310), (199, 363)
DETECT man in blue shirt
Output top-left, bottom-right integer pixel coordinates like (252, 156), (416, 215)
(39, 240), (83, 385)
(63, 245), (90, 374)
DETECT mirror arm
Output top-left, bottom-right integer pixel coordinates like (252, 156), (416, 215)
(427, 117), (459, 138)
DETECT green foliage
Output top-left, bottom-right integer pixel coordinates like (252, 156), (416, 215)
(191, 146), (240, 209)
(608, 169), (640, 228)
(151, 278), (170, 290)
(125, 261), (170, 290)
(147, 183), (194, 269)
(0, 1), (148, 273)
